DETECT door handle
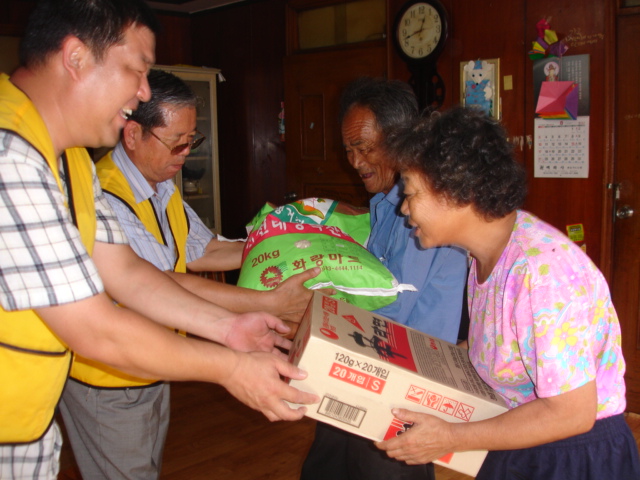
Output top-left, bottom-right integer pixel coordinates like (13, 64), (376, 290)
(616, 205), (634, 219)
(284, 191), (298, 202)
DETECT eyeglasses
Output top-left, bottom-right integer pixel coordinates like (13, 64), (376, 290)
(147, 129), (206, 155)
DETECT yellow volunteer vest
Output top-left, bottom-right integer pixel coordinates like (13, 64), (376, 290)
(70, 151), (189, 388)
(0, 74), (96, 443)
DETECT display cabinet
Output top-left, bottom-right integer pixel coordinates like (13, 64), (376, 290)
(154, 64), (222, 234)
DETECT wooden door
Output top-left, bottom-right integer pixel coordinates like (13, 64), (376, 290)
(613, 12), (640, 413)
(284, 45), (387, 207)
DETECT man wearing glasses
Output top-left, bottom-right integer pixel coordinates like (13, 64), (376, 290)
(59, 69), (320, 480)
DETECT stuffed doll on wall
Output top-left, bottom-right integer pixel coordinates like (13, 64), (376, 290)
(464, 60), (494, 116)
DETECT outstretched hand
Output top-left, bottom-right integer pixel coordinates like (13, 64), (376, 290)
(269, 267), (336, 337)
(220, 350), (319, 421)
(222, 311), (293, 354)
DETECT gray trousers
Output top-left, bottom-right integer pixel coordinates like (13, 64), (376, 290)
(59, 379), (170, 480)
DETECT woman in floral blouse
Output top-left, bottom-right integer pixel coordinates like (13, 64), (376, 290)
(375, 106), (640, 480)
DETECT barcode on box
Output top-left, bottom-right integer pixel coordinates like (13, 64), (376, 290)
(318, 396), (366, 428)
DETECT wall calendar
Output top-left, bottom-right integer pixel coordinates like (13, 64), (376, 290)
(533, 116), (589, 178)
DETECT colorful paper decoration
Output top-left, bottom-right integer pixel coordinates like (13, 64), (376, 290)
(535, 81), (579, 120)
(529, 17), (568, 60)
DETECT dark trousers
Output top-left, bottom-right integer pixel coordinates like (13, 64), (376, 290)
(301, 422), (435, 480)
(477, 414), (640, 480)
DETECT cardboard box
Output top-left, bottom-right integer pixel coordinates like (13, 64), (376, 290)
(288, 291), (508, 477)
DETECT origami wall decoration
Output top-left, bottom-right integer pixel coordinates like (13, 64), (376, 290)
(535, 80), (579, 120)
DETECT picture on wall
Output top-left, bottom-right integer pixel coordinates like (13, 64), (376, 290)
(460, 58), (500, 119)
(532, 54), (590, 118)
(531, 54), (591, 179)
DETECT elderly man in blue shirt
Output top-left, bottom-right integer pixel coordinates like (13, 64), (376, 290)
(300, 77), (469, 480)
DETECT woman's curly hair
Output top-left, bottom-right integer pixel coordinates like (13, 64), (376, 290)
(387, 106), (527, 220)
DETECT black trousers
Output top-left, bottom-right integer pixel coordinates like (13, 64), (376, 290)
(477, 414), (640, 480)
(301, 422), (435, 480)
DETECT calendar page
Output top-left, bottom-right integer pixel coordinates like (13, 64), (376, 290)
(534, 116), (589, 178)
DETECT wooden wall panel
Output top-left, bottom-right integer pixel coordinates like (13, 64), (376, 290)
(246, 0), (288, 217)
(192, 0), (288, 239)
(388, 0), (611, 269)
(155, 13), (192, 66)
(284, 45), (387, 208)
(448, 0), (526, 151)
(300, 94), (326, 159)
(523, 0), (610, 267)
(192, 6), (251, 241)
(387, 0), (527, 160)
(0, 0), (35, 37)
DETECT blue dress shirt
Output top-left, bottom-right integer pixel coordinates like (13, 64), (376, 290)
(367, 183), (468, 343)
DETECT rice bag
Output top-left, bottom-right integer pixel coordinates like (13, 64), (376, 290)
(245, 198), (371, 246)
(238, 210), (416, 311)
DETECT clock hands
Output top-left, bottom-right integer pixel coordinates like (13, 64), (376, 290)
(403, 17), (425, 41)
(403, 16), (437, 43)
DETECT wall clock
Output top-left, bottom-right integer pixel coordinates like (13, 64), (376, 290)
(393, 0), (449, 110)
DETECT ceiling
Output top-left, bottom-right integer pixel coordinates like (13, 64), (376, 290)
(147, 0), (245, 14)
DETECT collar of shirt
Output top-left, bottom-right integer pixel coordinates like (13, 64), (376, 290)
(371, 182), (402, 209)
(111, 142), (176, 207)
(366, 182), (403, 249)
(370, 182), (402, 224)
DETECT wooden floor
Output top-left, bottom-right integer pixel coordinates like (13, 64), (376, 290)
(59, 381), (640, 480)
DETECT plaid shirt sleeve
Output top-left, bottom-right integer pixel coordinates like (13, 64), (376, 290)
(0, 132), (115, 311)
(90, 160), (130, 246)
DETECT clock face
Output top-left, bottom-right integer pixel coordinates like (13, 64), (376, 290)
(396, 2), (445, 61)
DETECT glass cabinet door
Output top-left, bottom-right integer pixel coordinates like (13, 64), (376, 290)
(154, 65), (222, 233)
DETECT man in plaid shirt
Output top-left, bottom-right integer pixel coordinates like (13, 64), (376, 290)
(0, 1), (317, 478)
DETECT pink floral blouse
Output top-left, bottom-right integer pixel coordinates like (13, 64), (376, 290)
(468, 210), (626, 419)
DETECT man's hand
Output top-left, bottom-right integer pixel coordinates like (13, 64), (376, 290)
(267, 267), (320, 323)
(220, 350), (320, 421)
(221, 311), (293, 354)
(267, 268), (336, 338)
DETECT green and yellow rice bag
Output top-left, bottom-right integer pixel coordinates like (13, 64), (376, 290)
(238, 199), (415, 311)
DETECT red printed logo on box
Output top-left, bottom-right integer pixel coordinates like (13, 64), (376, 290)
(438, 398), (458, 416)
(454, 403), (475, 422)
(320, 328), (339, 340)
(406, 385), (426, 404)
(438, 452), (455, 464)
(341, 314), (364, 332)
(322, 295), (338, 314)
(329, 363), (385, 394)
(423, 391), (443, 410)
(383, 417), (412, 441)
